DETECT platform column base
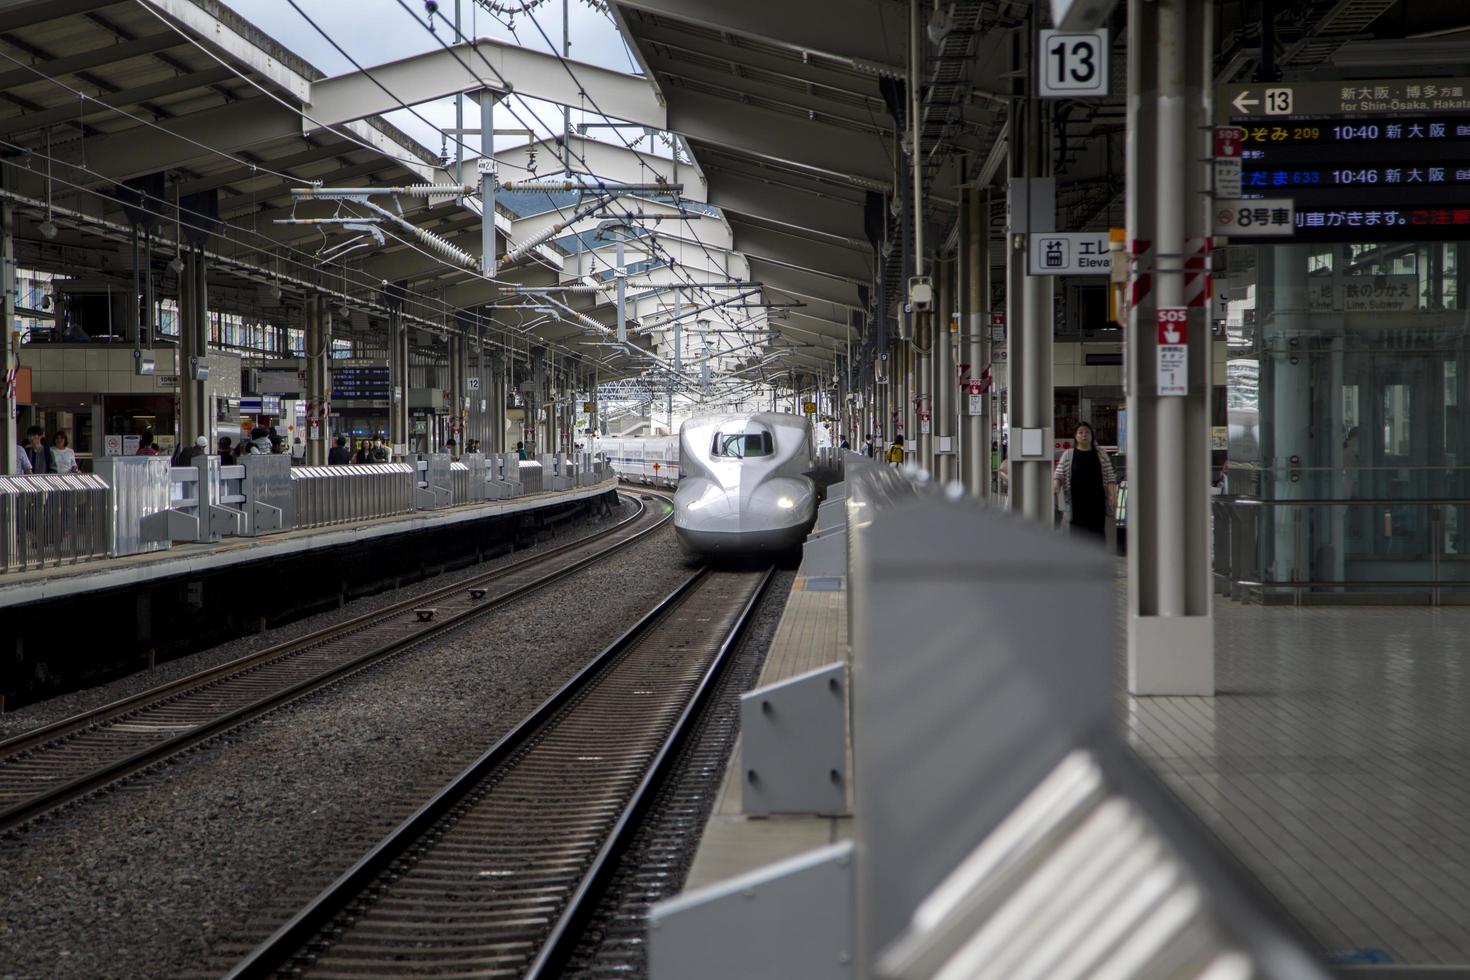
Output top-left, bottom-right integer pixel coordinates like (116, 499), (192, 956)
(1128, 612), (1215, 696)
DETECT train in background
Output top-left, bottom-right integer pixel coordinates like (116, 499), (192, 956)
(600, 434), (680, 486)
(673, 413), (817, 555)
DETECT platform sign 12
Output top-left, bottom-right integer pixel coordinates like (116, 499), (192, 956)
(1157, 307), (1188, 397)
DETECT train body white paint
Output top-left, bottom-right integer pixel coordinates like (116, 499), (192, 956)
(601, 434), (680, 487)
(672, 412), (817, 555)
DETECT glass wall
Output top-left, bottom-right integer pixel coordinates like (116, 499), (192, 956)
(1226, 240), (1470, 588)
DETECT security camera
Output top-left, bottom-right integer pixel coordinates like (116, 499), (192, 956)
(37, 220), (57, 240)
(168, 255), (185, 275)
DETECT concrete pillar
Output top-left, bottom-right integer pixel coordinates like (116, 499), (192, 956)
(1266, 244), (1312, 583)
(1, 197), (15, 474)
(935, 257), (956, 484)
(1125, 0), (1215, 696)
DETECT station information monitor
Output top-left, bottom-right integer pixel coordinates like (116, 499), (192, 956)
(1217, 77), (1470, 242)
(331, 365), (391, 400)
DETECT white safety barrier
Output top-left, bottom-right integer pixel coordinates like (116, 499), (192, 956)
(650, 452), (1330, 980)
(0, 473), (111, 572)
(2, 450), (612, 573)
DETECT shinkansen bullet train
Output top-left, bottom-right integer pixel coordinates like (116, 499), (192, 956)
(672, 412), (817, 555)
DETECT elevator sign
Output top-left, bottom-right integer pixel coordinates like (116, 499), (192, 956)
(1028, 232), (1111, 275)
(1157, 307), (1188, 397)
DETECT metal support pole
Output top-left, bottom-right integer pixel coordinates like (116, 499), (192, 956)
(935, 257), (955, 484)
(389, 306), (407, 456)
(454, 0), (463, 190)
(1, 198), (15, 474)
(179, 248), (208, 448)
(1156, 0), (1187, 617)
(964, 186), (991, 498)
(917, 314), (929, 476)
(1009, 23), (1055, 523)
(305, 297), (324, 464)
(616, 237), (627, 344)
(909, 0), (924, 281)
(449, 334), (464, 451)
(490, 353), (505, 453)
(903, 342), (917, 459)
(1126, 0), (1215, 695)
(480, 91), (497, 277)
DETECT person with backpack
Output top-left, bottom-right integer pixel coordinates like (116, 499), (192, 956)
(885, 434), (905, 466)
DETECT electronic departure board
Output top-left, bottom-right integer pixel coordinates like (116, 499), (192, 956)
(331, 365), (390, 400)
(1217, 76), (1470, 242)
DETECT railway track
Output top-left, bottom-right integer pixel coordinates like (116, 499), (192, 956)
(0, 491), (672, 833)
(225, 564), (775, 980)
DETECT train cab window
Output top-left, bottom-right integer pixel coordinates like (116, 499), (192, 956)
(711, 430), (774, 458)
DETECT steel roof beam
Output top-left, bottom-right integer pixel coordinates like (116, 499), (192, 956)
(0, 30), (187, 91)
(707, 168), (868, 241)
(0, 66), (237, 137)
(666, 87), (891, 187)
(729, 219), (870, 282)
(744, 260), (865, 310)
(613, 0), (906, 71)
(494, 134), (707, 203)
(0, 0), (122, 33)
(306, 36), (666, 134)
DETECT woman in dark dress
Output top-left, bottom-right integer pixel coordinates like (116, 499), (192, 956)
(1052, 422), (1117, 543)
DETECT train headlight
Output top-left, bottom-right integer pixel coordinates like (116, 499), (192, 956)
(777, 496), (795, 509)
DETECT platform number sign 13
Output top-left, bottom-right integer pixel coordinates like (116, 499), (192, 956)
(1038, 29), (1108, 98)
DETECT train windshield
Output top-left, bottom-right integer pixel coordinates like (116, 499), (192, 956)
(711, 430), (774, 458)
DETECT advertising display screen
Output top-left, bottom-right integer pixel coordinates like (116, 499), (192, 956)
(331, 365), (390, 400)
(1217, 77), (1470, 242)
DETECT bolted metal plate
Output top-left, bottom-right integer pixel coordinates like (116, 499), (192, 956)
(649, 841), (855, 980)
(741, 662), (848, 816)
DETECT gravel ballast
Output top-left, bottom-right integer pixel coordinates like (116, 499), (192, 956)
(0, 498), (697, 980)
(0, 494), (638, 740)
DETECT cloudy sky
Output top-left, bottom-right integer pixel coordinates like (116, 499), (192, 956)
(219, 0), (653, 163)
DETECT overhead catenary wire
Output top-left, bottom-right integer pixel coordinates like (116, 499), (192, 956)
(115, 0), (778, 389)
(0, 141), (609, 367)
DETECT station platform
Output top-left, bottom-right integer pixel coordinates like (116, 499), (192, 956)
(682, 564), (1470, 969)
(0, 477), (617, 609)
(0, 478), (619, 710)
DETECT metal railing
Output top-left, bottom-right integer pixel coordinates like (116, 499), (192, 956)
(0, 474), (111, 572)
(291, 464), (415, 530)
(1213, 495), (1470, 604)
(0, 453), (615, 574)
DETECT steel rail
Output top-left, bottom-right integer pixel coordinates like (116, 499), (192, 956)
(0, 492), (673, 832)
(225, 564), (775, 980)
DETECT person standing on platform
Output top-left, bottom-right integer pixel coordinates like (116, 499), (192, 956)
(135, 431), (159, 457)
(50, 431), (78, 473)
(372, 437), (389, 462)
(1052, 421), (1117, 543)
(516, 441), (528, 461)
(24, 426), (53, 472)
(328, 435), (352, 465)
(885, 434), (905, 466)
(862, 433), (876, 458)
